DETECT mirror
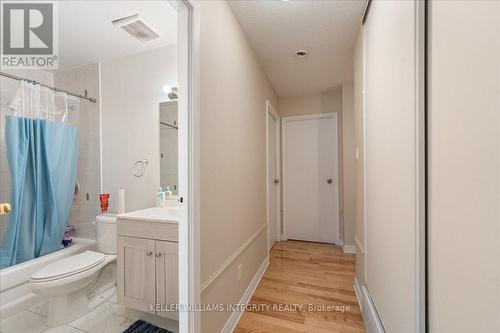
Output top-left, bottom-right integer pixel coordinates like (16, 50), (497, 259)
(159, 101), (178, 195)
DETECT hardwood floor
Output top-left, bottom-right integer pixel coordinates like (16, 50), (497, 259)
(234, 240), (366, 333)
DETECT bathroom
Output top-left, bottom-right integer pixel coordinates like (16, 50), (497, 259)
(0, 1), (184, 332)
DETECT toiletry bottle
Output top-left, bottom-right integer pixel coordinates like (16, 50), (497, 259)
(160, 190), (166, 208)
(99, 193), (110, 213)
(156, 187), (163, 207)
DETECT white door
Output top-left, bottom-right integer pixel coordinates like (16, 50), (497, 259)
(283, 114), (339, 244)
(267, 102), (280, 251)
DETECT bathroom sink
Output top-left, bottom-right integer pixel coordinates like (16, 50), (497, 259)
(117, 207), (179, 223)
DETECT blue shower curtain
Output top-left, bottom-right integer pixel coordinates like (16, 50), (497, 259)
(1, 116), (79, 268)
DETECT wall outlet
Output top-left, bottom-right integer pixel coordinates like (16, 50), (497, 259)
(237, 263), (242, 281)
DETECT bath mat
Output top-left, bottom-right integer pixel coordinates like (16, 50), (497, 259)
(123, 319), (173, 333)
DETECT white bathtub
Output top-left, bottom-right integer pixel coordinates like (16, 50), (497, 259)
(0, 238), (96, 319)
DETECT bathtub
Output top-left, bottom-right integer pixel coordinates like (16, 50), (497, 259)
(0, 237), (96, 319)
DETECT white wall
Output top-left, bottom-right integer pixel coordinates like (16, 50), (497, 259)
(429, 1), (500, 331)
(364, 1), (417, 332)
(198, 2), (278, 332)
(100, 45), (177, 213)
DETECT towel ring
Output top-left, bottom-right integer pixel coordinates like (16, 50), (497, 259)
(132, 159), (149, 177)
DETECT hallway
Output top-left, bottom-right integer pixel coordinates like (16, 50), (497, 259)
(235, 241), (366, 333)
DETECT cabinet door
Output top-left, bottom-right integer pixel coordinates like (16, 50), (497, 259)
(117, 236), (156, 313)
(155, 240), (179, 320)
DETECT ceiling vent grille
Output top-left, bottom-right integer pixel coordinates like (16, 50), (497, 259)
(112, 14), (160, 42)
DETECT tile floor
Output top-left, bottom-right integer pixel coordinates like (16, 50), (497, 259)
(0, 291), (135, 333)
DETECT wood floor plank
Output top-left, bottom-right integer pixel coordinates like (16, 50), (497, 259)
(234, 241), (367, 332)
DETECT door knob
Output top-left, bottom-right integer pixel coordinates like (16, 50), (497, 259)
(156, 253), (162, 257)
(146, 251), (153, 256)
(273, 179), (280, 184)
(0, 203), (11, 215)
(327, 179), (333, 184)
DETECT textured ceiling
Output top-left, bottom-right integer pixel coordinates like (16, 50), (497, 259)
(228, 0), (365, 97)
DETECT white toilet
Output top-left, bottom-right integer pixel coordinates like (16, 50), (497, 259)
(30, 214), (117, 327)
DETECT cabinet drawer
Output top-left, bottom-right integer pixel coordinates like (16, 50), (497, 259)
(117, 218), (178, 242)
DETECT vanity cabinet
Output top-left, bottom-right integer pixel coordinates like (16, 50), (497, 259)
(117, 217), (178, 321)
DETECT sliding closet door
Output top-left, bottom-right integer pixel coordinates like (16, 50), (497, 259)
(428, 1), (500, 332)
(364, 1), (420, 332)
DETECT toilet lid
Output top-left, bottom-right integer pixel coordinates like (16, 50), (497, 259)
(31, 250), (105, 282)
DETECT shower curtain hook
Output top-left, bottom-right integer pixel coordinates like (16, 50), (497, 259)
(62, 92), (69, 123)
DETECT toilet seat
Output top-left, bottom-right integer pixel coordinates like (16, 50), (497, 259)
(31, 251), (105, 283)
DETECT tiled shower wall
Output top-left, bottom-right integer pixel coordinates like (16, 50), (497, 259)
(54, 63), (101, 239)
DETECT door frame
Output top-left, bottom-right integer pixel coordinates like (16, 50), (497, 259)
(169, 1), (200, 332)
(266, 100), (281, 252)
(281, 113), (340, 243)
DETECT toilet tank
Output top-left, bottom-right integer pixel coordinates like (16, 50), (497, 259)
(95, 214), (117, 254)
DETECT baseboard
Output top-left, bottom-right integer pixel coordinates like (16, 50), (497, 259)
(353, 278), (364, 313)
(342, 243), (356, 254)
(361, 285), (386, 333)
(220, 255), (270, 333)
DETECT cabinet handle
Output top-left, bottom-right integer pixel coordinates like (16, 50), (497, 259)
(156, 253), (162, 257)
(146, 251), (153, 256)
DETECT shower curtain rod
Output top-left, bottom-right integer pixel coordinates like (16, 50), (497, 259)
(0, 71), (97, 103)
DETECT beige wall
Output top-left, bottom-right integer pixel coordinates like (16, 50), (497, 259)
(353, 27), (366, 284)
(341, 83), (355, 246)
(278, 88), (342, 118)
(429, 1), (500, 332)
(198, 1), (278, 332)
(278, 87), (356, 246)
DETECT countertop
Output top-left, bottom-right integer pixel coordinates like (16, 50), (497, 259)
(117, 207), (179, 223)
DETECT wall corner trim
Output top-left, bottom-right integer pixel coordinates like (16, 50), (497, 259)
(220, 255), (270, 333)
(200, 223), (268, 293)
